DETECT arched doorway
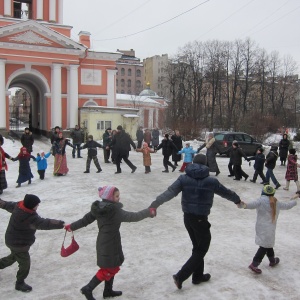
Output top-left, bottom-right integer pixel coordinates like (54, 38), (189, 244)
(7, 69), (50, 135)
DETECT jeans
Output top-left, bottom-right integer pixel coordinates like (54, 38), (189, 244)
(176, 214), (211, 283)
(72, 143), (81, 158)
(265, 168), (278, 185)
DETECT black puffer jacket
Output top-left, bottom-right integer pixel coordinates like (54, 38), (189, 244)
(265, 147), (278, 169)
(230, 147), (247, 165)
(248, 153), (265, 172)
(156, 138), (177, 156)
(0, 199), (64, 252)
(81, 140), (103, 157)
(150, 163), (240, 216)
(21, 133), (34, 153)
(111, 130), (136, 157)
(70, 200), (150, 268)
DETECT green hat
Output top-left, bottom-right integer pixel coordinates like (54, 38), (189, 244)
(262, 185), (275, 196)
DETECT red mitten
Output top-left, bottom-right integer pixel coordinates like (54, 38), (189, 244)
(64, 224), (72, 232)
(149, 208), (157, 218)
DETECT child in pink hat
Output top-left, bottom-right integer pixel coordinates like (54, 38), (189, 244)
(65, 185), (156, 299)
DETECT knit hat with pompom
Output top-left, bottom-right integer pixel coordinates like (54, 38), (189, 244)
(98, 186), (117, 201)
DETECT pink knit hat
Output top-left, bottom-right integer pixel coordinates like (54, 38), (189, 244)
(98, 186), (117, 201)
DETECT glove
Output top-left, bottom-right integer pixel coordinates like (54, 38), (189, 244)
(149, 208), (157, 218)
(64, 224), (72, 232)
(237, 202), (246, 209)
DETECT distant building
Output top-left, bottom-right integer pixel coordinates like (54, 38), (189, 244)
(143, 54), (168, 97)
(116, 49), (144, 95)
(116, 84), (168, 129)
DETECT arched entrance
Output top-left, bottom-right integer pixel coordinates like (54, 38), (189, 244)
(7, 69), (50, 135)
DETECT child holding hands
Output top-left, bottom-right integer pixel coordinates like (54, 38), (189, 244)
(64, 185), (156, 299)
(177, 142), (197, 172)
(238, 185), (298, 274)
(283, 148), (300, 191)
(136, 142), (155, 173)
(36, 150), (51, 180)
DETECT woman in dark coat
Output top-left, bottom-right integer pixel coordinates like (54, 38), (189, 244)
(197, 133), (221, 176)
(12, 147), (36, 188)
(65, 185), (154, 299)
(171, 130), (183, 166)
(156, 134), (177, 172)
(21, 128), (34, 153)
(279, 134), (290, 166)
(151, 128), (160, 149)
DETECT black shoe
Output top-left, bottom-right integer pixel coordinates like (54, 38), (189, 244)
(105, 161), (111, 163)
(115, 171), (122, 174)
(15, 281), (32, 292)
(233, 178), (240, 181)
(28, 179), (31, 184)
(192, 273), (211, 285)
(84, 170), (90, 173)
(16, 183), (21, 188)
(228, 175), (234, 177)
(103, 289), (122, 299)
(275, 183), (281, 189)
(263, 182), (270, 185)
(131, 166), (137, 173)
(244, 175), (249, 181)
(78, 156), (83, 158)
(250, 179), (256, 183)
(216, 171), (220, 176)
(162, 170), (169, 173)
(173, 274), (182, 289)
(96, 169), (102, 173)
(172, 166), (177, 172)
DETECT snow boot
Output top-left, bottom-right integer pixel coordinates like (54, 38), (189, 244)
(172, 274), (182, 289)
(192, 273), (211, 285)
(103, 276), (122, 298)
(283, 181), (290, 191)
(81, 276), (102, 300)
(269, 257), (280, 267)
(248, 262), (262, 274)
(15, 281), (32, 292)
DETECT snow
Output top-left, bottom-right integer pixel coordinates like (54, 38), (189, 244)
(1, 136), (300, 300)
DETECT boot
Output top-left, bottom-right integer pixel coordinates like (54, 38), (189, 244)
(172, 274), (182, 290)
(28, 179), (31, 184)
(103, 276), (122, 298)
(269, 257), (280, 267)
(96, 169), (102, 173)
(162, 170), (169, 173)
(283, 181), (290, 191)
(15, 281), (32, 292)
(275, 183), (281, 189)
(192, 273), (211, 285)
(81, 276), (102, 300)
(248, 262), (262, 274)
(84, 170), (90, 173)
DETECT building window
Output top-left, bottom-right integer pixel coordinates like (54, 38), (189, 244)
(97, 121), (112, 130)
(128, 69), (132, 76)
(127, 79), (131, 87)
(136, 80), (141, 88)
(121, 90), (125, 94)
(121, 79), (125, 87)
(128, 90), (131, 94)
(121, 68), (125, 76)
(116, 79), (118, 86)
(136, 69), (141, 77)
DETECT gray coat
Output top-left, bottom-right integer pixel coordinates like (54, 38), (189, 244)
(245, 195), (297, 248)
(70, 200), (150, 268)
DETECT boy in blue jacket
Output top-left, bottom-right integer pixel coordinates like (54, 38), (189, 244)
(248, 147), (267, 184)
(36, 150), (51, 180)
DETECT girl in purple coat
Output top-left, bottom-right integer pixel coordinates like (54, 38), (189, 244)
(283, 148), (300, 191)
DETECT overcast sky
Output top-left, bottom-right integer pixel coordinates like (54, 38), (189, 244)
(64, 0), (300, 73)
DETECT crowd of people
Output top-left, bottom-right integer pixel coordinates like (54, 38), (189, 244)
(0, 127), (299, 299)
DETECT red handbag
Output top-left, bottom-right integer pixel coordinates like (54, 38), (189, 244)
(61, 230), (79, 257)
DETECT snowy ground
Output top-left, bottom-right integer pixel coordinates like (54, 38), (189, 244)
(1, 136), (300, 300)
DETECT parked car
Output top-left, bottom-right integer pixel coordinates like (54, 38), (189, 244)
(214, 132), (262, 156)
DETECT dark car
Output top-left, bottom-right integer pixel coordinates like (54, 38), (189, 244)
(214, 132), (262, 156)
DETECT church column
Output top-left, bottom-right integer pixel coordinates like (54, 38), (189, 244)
(58, 0), (64, 23)
(68, 65), (79, 128)
(0, 60), (6, 128)
(4, 0), (11, 17)
(51, 63), (62, 128)
(107, 69), (117, 107)
(49, 0), (56, 22)
(36, 0), (43, 20)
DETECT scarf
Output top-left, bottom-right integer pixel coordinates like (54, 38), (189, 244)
(206, 137), (216, 149)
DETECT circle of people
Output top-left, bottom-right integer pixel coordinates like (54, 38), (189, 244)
(0, 129), (299, 298)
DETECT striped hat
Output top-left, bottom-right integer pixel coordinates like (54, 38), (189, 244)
(262, 185), (275, 196)
(98, 186), (117, 201)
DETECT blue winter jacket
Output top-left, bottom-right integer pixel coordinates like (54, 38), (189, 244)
(150, 163), (241, 216)
(36, 152), (51, 170)
(178, 147), (197, 163)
